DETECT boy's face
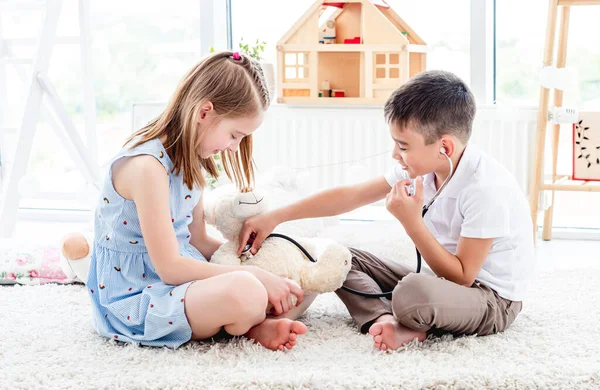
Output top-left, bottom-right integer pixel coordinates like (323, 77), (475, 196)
(389, 123), (443, 179)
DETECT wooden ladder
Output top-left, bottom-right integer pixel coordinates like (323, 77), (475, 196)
(528, 0), (600, 241)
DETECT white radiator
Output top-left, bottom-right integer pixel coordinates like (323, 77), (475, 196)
(132, 104), (538, 194)
(252, 105), (537, 194)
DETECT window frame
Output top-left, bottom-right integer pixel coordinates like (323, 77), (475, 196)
(284, 52), (310, 82)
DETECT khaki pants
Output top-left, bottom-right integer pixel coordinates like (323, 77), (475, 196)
(335, 248), (522, 336)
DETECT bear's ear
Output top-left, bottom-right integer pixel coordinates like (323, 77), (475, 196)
(203, 190), (238, 227)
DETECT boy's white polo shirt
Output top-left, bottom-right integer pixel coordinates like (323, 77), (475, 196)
(384, 143), (535, 301)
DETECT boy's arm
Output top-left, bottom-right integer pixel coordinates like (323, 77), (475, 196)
(274, 176), (391, 221)
(188, 192), (223, 261)
(404, 223), (493, 286)
(387, 179), (505, 286)
(238, 176), (391, 254)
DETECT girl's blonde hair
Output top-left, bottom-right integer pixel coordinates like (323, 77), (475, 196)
(126, 51), (270, 191)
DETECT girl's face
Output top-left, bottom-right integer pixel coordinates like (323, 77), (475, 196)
(196, 105), (264, 159)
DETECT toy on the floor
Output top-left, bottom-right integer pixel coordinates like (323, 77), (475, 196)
(60, 233), (92, 284)
(204, 189), (352, 302)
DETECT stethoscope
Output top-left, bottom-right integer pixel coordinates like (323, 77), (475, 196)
(241, 147), (455, 299)
(412, 147), (454, 272)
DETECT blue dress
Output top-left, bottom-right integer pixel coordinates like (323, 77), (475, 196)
(87, 138), (206, 348)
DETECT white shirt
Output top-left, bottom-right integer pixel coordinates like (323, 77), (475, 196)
(384, 144), (535, 301)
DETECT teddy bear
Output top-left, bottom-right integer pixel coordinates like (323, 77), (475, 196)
(59, 185), (353, 295)
(203, 189), (352, 295)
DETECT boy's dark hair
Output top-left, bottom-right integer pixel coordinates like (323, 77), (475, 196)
(384, 70), (476, 144)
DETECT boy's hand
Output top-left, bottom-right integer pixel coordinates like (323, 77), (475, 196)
(386, 177), (424, 228)
(238, 211), (279, 256)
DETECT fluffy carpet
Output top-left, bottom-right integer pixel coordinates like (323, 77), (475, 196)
(1, 195), (598, 389)
(1, 264), (599, 389)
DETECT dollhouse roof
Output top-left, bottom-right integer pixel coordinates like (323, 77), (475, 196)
(277, 0), (425, 46)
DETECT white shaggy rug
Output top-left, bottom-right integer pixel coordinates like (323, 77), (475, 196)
(1, 265), (599, 389)
(2, 176), (599, 390)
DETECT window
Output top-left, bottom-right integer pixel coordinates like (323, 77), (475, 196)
(4, 0), (597, 233)
(497, 0), (600, 230)
(384, 0), (471, 84)
(374, 53), (401, 80)
(2, 0), (203, 212)
(231, 0), (316, 64)
(497, 0), (600, 109)
(284, 53), (309, 81)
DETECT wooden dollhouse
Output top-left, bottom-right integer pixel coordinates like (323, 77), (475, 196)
(276, 0), (427, 105)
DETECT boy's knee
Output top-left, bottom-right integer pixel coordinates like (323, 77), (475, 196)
(391, 273), (436, 322)
(350, 256), (363, 272)
(348, 248), (373, 273)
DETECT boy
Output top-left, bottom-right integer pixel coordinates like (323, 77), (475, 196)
(238, 70), (535, 350)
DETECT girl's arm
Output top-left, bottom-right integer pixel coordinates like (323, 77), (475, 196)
(116, 155), (304, 314)
(118, 155), (243, 285)
(188, 192), (223, 261)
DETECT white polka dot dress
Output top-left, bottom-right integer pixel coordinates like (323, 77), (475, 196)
(87, 138), (205, 348)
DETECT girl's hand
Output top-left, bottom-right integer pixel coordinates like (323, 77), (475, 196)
(249, 267), (304, 315)
(238, 211), (280, 255)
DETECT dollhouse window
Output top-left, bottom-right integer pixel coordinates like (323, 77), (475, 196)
(284, 52), (309, 81)
(374, 52), (401, 80)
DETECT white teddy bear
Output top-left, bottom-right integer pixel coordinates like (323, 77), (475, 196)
(204, 189), (352, 295)
(59, 185), (353, 296)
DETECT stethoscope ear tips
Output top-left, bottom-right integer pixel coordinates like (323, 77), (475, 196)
(406, 179), (416, 196)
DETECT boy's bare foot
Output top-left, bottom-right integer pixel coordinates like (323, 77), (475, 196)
(246, 318), (307, 351)
(368, 314), (427, 351)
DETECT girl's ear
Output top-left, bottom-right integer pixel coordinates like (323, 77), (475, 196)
(197, 101), (214, 123)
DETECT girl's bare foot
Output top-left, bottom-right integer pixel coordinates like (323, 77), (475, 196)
(368, 314), (426, 351)
(246, 318), (307, 351)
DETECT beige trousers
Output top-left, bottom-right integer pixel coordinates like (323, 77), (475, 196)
(335, 248), (522, 336)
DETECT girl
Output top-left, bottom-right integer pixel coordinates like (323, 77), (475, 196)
(61, 51), (307, 351)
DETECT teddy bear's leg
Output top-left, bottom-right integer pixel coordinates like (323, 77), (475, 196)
(275, 293), (319, 320)
(60, 233), (92, 284)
